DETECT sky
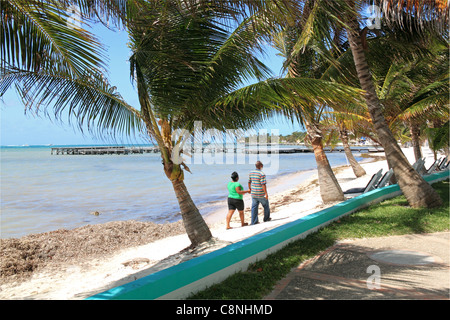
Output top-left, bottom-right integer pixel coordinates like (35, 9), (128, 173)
(0, 21), (304, 146)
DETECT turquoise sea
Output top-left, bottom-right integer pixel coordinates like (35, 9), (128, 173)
(0, 145), (359, 238)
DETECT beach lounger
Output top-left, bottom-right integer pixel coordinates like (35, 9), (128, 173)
(437, 156), (448, 170)
(441, 159), (450, 170)
(412, 158), (425, 174)
(376, 168), (394, 188)
(344, 169), (383, 195)
(423, 158), (441, 175)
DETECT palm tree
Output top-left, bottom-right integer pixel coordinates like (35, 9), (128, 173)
(304, 115), (346, 202)
(300, 110), (346, 202)
(347, 23), (449, 164)
(174, 1), (447, 205)
(250, 0), (447, 208)
(1, 0), (141, 137)
(1, 0), (272, 246)
(125, 1), (271, 245)
(394, 48), (449, 161)
(126, 1), (363, 242)
(320, 113), (368, 177)
(341, 0), (447, 208)
(323, 17), (448, 164)
(2, 0), (362, 246)
(278, 0), (446, 208)
(271, 26), (351, 202)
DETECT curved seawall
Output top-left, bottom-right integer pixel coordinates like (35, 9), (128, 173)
(87, 170), (449, 300)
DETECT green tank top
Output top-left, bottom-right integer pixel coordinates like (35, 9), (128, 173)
(227, 181), (243, 200)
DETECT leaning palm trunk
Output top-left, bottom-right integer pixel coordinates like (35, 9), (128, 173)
(345, 17), (442, 208)
(409, 120), (422, 162)
(137, 72), (212, 246)
(172, 179), (212, 246)
(159, 123), (213, 247)
(339, 127), (366, 177)
(305, 120), (345, 202)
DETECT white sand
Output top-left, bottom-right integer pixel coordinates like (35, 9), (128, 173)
(0, 147), (441, 300)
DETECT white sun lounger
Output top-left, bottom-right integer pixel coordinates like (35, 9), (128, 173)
(424, 158), (441, 175)
(344, 169), (383, 195)
(376, 168), (394, 188)
(412, 158), (425, 174)
(441, 158), (449, 170)
(437, 156), (448, 170)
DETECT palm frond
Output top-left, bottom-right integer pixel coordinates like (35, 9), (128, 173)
(288, 0), (354, 62)
(424, 120), (450, 151)
(208, 77), (363, 129)
(399, 92), (450, 121)
(1, 65), (143, 138)
(53, 0), (132, 29)
(128, 2), (278, 129)
(173, 0), (302, 26)
(1, 0), (107, 77)
(379, 0), (449, 34)
(325, 110), (372, 124)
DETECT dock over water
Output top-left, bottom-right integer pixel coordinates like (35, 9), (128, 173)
(51, 145), (384, 155)
(51, 146), (159, 155)
(246, 146), (384, 154)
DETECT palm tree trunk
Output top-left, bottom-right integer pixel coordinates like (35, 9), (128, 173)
(340, 127), (366, 177)
(160, 126), (213, 247)
(345, 16), (442, 208)
(410, 120), (422, 162)
(172, 178), (212, 246)
(305, 120), (345, 202)
(136, 71), (212, 246)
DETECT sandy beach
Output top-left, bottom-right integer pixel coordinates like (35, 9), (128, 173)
(0, 147), (441, 300)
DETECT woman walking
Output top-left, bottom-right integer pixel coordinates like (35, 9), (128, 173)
(226, 172), (250, 230)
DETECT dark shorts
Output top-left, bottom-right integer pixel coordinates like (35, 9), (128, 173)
(228, 198), (244, 211)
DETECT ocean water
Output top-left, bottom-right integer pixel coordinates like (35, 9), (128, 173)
(0, 145), (359, 238)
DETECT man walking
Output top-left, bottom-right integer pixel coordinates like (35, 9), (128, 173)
(248, 161), (271, 225)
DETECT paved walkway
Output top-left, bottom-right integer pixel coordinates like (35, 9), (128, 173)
(264, 232), (450, 300)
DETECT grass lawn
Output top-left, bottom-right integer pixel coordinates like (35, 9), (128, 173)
(188, 180), (449, 300)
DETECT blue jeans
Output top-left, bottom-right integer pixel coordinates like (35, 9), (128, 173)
(251, 197), (270, 225)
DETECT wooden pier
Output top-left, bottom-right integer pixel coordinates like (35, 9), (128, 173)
(51, 145), (384, 155)
(246, 146), (384, 154)
(51, 146), (159, 155)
